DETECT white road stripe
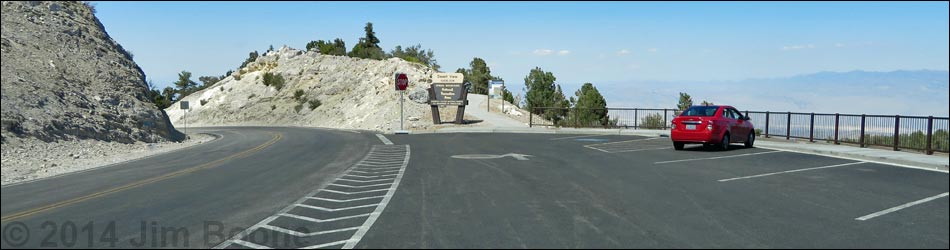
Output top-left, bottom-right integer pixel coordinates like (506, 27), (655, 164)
(608, 147), (671, 153)
(293, 203), (378, 212)
(583, 145), (611, 153)
(279, 212), (372, 223)
(329, 183), (393, 188)
(550, 134), (609, 140)
(756, 146), (949, 174)
(337, 178), (396, 183)
(300, 240), (352, 249)
(346, 173), (399, 177)
(856, 192), (949, 221)
(375, 134), (393, 145)
(343, 145), (410, 249)
(259, 225), (360, 237)
(586, 137), (663, 146)
(232, 239), (272, 249)
(321, 188), (391, 195)
(655, 151), (780, 164)
(718, 162), (867, 182)
(306, 196), (386, 203)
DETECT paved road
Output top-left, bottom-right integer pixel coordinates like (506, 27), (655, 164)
(358, 133), (948, 249)
(1, 127), (376, 248)
(2, 130), (947, 249)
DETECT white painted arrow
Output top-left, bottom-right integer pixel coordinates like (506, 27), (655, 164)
(451, 153), (533, 161)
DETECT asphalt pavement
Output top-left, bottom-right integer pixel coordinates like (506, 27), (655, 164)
(2, 130), (947, 249)
(1, 127), (376, 248)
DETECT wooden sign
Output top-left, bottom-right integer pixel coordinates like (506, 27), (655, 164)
(429, 73), (468, 124)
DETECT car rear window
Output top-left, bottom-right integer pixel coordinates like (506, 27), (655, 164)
(682, 106), (718, 117)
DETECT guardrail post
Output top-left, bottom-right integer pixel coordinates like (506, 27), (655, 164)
(786, 112), (792, 140)
(860, 114), (866, 148)
(834, 113), (840, 145)
(765, 111), (770, 138)
(893, 115), (900, 151)
(926, 116), (934, 155)
(664, 109), (669, 130)
(809, 113), (815, 142)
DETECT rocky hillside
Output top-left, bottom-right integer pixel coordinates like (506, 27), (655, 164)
(166, 47), (466, 132)
(1, 1), (180, 143)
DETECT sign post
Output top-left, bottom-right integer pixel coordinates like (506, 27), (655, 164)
(489, 80), (505, 113)
(180, 101), (189, 138)
(429, 73), (468, 124)
(395, 73), (409, 134)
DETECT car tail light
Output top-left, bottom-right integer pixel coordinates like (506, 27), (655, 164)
(671, 122), (677, 130)
(707, 121), (714, 131)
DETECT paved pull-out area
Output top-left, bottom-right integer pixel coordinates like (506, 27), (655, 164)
(355, 133), (948, 249)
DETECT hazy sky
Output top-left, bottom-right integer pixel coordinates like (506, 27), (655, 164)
(93, 1), (949, 90)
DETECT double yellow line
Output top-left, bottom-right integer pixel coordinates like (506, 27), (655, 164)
(0, 132), (283, 223)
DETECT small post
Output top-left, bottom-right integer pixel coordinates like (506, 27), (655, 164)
(529, 109), (533, 128)
(860, 114), (866, 148)
(809, 113), (815, 142)
(400, 90), (404, 131)
(429, 87), (440, 124)
(834, 113), (840, 145)
(893, 115), (900, 151)
(765, 111), (770, 138)
(574, 108), (579, 129)
(634, 108), (639, 129)
(926, 116), (934, 155)
(664, 109), (669, 130)
(786, 112), (792, 140)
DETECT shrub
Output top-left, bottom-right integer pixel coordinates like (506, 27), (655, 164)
(248, 94), (256, 99)
(641, 113), (665, 129)
(219, 87), (224, 92)
(293, 90), (305, 102)
(308, 99), (322, 110)
(754, 129), (763, 137)
(294, 104), (303, 113)
(200, 99), (209, 106)
(271, 105), (277, 111)
(262, 72), (285, 90)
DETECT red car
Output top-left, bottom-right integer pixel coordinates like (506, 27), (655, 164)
(671, 105), (755, 151)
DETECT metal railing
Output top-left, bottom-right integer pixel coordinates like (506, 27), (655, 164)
(529, 107), (950, 155)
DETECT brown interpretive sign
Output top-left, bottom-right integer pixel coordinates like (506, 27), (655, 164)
(428, 73), (468, 124)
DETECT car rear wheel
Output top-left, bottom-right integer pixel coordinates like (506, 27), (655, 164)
(745, 131), (755, 148)
(674, 142), (685, 150)
(719, 134), (730, 151)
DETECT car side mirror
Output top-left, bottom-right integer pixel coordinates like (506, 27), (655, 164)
(741, 116), (750, 121)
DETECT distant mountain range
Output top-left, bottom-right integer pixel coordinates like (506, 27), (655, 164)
(599, 70), (949, 117)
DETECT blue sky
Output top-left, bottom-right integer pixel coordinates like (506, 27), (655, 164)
(93, 1), (949, 94)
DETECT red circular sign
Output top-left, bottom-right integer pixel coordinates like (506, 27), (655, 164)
(395, 73), (409, 90)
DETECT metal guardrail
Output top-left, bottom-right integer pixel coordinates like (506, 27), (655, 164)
(529, 107), (950, 155)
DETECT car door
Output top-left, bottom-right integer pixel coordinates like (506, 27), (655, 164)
(730, 108), (750, 141)
(721, 108), (738, 142)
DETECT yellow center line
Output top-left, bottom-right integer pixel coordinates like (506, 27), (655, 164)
(0, 132), (283, 223)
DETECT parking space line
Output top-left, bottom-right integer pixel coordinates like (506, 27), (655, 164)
(586, 137), (663, 146)
(609, 147), (670, 153)
(583, 145), (612, 153)
(328, 183), (393, 188)
(856, 192), (949, 221)
(654, 151), (780, 164)
(718, 162), (867, 182)
(550, 134), (609, 140)
(347, 173), (399, 178)
(757, 146), (949, 174)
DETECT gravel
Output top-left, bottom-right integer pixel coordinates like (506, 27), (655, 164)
(1, 133), (215, 186)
